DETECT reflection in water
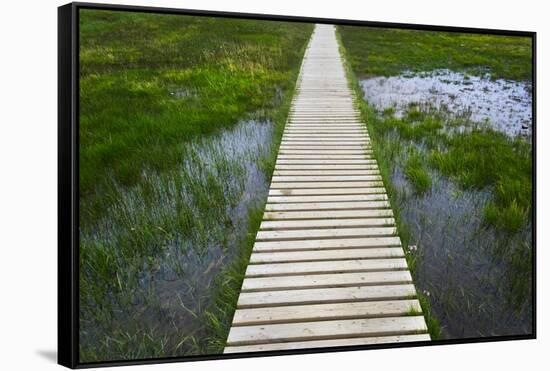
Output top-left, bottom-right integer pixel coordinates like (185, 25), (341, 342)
(360, 70), (532, 137)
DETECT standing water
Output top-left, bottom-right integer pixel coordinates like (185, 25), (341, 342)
(360, 71), (533, 339)
(80, 119), (275, 355)
(360, 69), (532, 137)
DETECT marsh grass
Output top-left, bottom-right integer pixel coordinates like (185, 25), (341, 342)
(79, 9), (312, 362)
(338, 26), (532, 81)
(80, 10), (313, 224)
(362, 102), (532, 233)
(404, 150), (432, 194)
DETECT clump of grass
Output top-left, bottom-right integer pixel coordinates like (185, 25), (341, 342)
(417, 292), (442, 340)
(202, 206), (265, 352)
(429, 129), (531, 233)
(507, 242), (533, 311)
(404, 152), (432, 194)
(484, 200), (528, 233)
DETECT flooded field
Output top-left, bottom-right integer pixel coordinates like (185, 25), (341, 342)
(394, 166), (532, 338)
(360, 72), (533, 339)
(360, 70), (532, 137)
(79, 120), (275, 357)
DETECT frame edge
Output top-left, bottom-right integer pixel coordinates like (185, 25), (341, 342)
(58, 2), (78, 369)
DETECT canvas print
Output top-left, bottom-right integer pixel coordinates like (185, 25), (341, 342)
(78, 8), (533, 363)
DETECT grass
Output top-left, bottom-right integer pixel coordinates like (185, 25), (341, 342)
(404, 151), (432, 194)
(338, 26), (532, 81)
(80, 9), (313, 224)
(79, 9), (312, 362)
(429, 128), (532, 233)
(359, 100), (532, 233)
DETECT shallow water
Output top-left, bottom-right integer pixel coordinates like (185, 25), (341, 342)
(360, 70), (532, 137)
(392, 165), (532, 338)
(80, 119), (274, 353)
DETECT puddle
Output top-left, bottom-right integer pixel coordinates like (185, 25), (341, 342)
(360, 70), (532, 137)
(80, 120), (274, 354)
(392, 153), (532, 339)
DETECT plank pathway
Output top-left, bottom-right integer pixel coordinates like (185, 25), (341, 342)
(224, 24), (430, 353)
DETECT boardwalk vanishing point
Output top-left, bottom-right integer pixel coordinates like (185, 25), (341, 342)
(225, 24), (430, 353)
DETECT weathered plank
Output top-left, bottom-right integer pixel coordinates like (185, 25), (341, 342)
(231, 300), (421, 326)
(263, 201), (391, 212)
(237, 284), (418, 308)
(241, 271), (413, 292)
(253, 236), (402, 252)
(244, 258), (407, 277)
(224, 334), (430, 353)
(270, 181), (384, 189)
(267, 194), (387, 204)
(249, 247), (404, 264)
(260, 217), (395, 230)
(226, 316), (428, 345)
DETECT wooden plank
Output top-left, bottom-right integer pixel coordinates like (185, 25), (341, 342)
(270, 181), (384, 189)
(224, 334), (430, 353)
(281, 139), (368, 144)
(283, 134), (369, 138)
(279, 150), (370, 155)
(242, 271), (412, 291)
(276, 159), (376, 164)
(249, 247), (403, 264)
(283, 135), (369, 139)
(264, 201), (391, 212)
(237, 284), (417, 308)
(253, 236), (401, 252)
(260, 217), (395, 230)
(279, 145), (368, 150)
(285, 129), (367, 133)
(273, 170), (379, 176)
(275, 165), (378, 170)
(244, 258), (408, 277)
(277, 155), (371, 160)
(268, 188), (385, 196)
(267, 194), (387, 204)
(231, 300), (421, 326)
(271, 175), (381, 182)
(226, 316), (428, 345)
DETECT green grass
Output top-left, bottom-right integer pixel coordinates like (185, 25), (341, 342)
(404, 151), (432, 194)
(79, 9), (312, 362)
(353, 101), (532, 233)
(429, 128), (532, 233)
(338, 26), (532, 81)
(80, 9), (313, 224)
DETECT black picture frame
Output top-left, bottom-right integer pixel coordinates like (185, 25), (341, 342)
(58, 2), (537, 368)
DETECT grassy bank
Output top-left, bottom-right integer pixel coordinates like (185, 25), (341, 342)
(338, 25), (532, 81)
(79, 9), (312, 362)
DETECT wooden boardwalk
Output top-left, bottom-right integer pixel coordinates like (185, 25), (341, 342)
(224, 24), (430, 354)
